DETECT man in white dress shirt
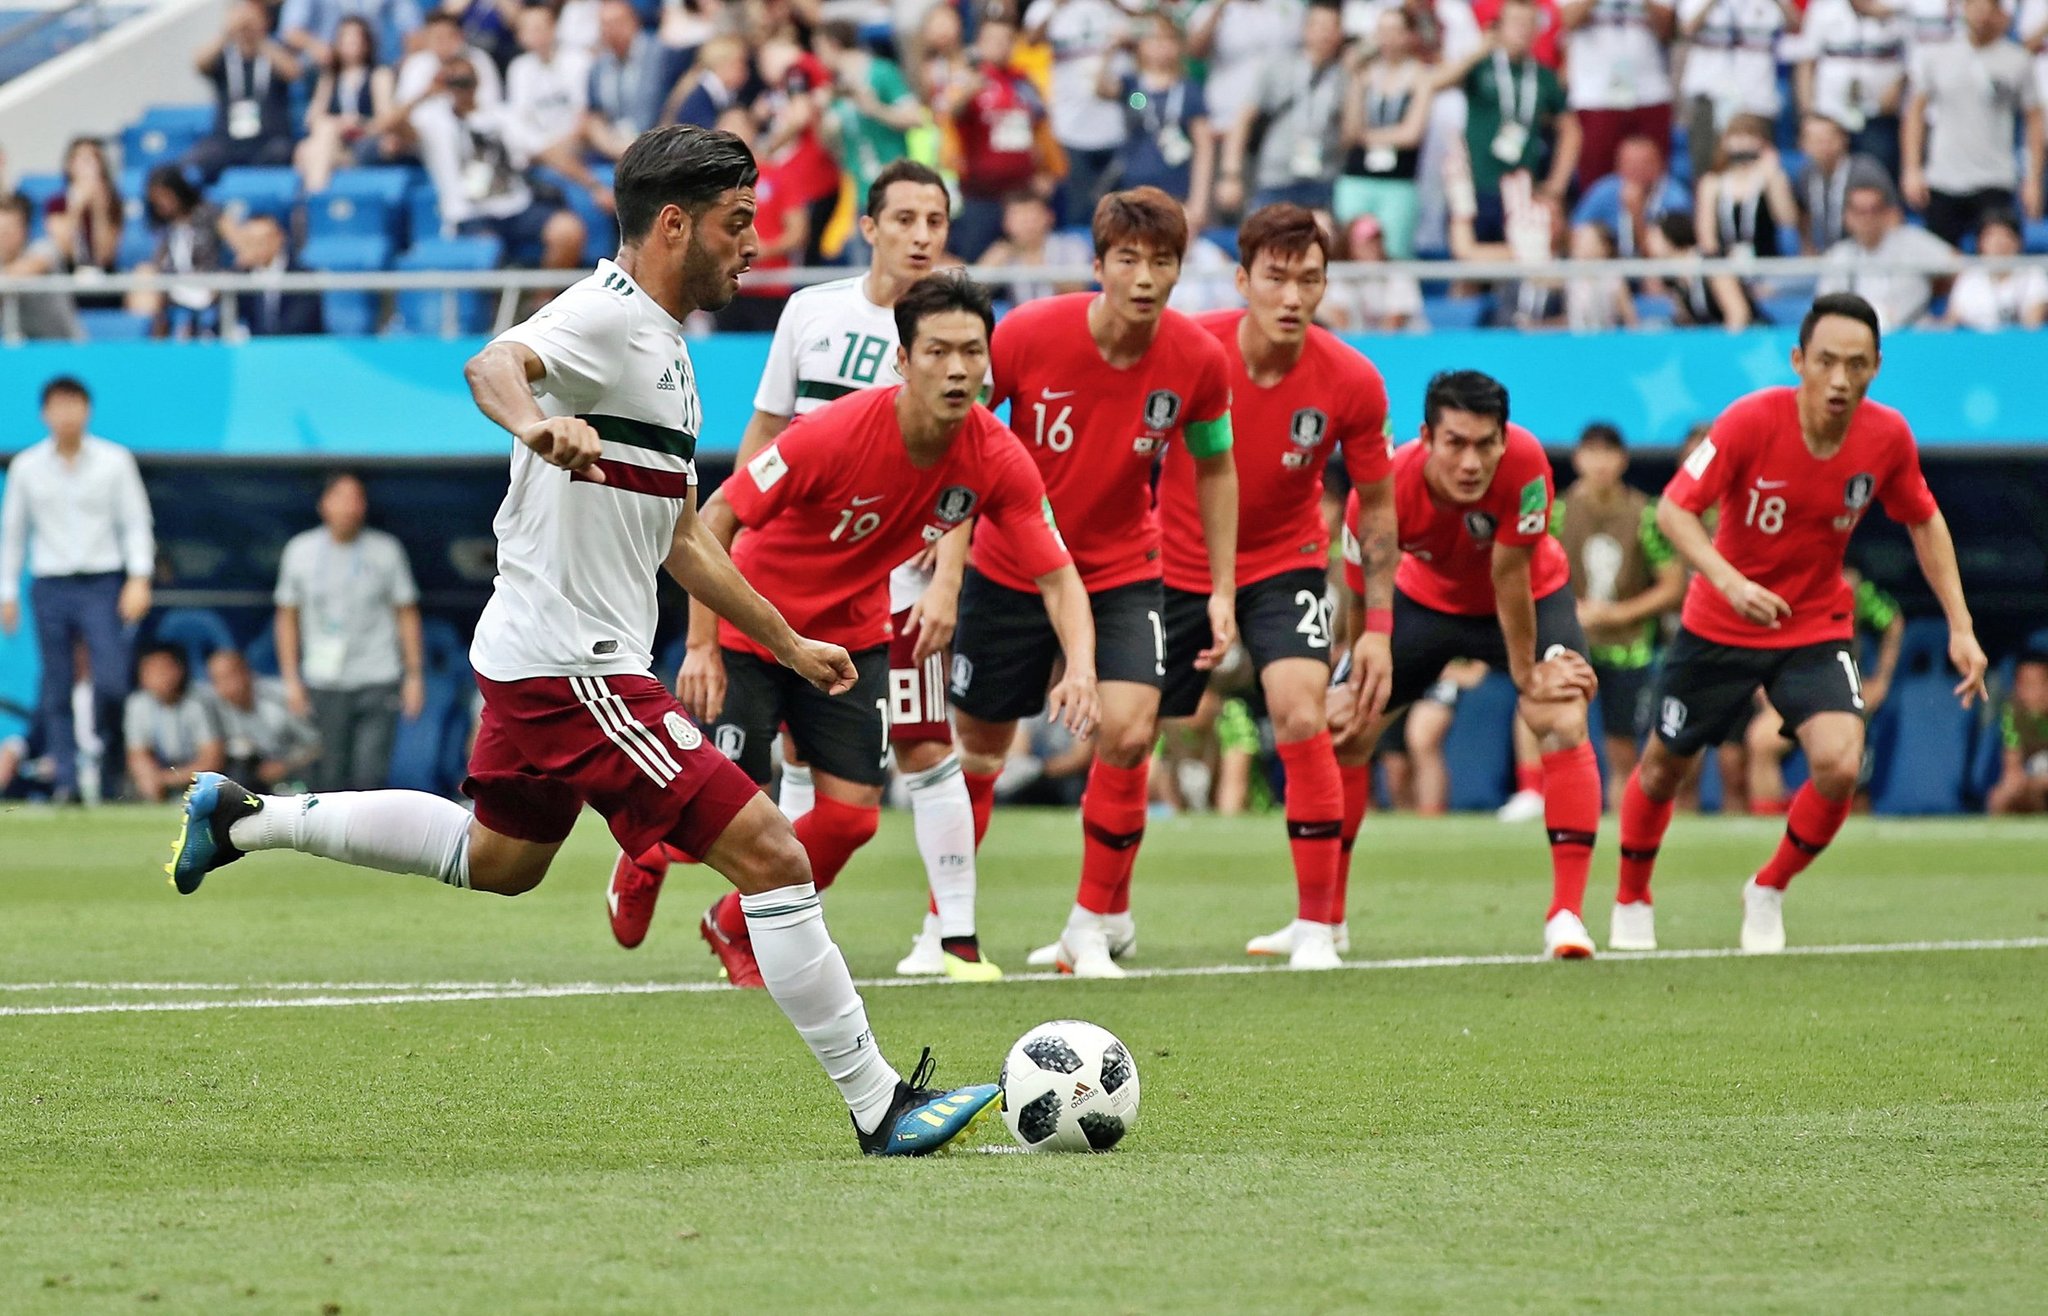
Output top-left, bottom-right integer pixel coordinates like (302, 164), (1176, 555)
(0, 376), (156, 802)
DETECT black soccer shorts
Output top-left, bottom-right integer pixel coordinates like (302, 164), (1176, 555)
(949, 570), (1164, 723)
(1159, 568), (1334, 719)
(1648, 628), (1865, 757)
(709, 645), (891, 787)
(1385, 586), (1588, 714)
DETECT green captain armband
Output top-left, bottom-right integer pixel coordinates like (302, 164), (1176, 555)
(1184, 413), (1234, 459)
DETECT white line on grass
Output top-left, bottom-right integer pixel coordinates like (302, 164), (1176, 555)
(3, 936), (2045, 1017)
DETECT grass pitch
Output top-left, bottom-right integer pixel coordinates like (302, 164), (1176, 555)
(2, 805), (2045, 1314)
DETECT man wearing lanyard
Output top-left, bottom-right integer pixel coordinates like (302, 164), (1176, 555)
(1793, 111), (1890, 253)
(0, 377), (156, 805)
(188, 0), (304, 181)
(274, 473), (425, 792)
(1216, 0), (1350, 215)
(1436, 0), (1579, 242)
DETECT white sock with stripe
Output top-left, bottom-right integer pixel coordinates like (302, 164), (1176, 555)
(778, 758), (815, 823)
(229, 791), (471, 888)
(741, 883), (900, 1132)
(905, 754), (977, 938)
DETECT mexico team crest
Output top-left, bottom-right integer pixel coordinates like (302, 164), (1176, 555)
(1142, 389), (1182, 432)
(1843, 473), (1875, 510)
(1288, 408), (1328, 448)
(935, 485), (979, 524)
(664, 711), (702, 752)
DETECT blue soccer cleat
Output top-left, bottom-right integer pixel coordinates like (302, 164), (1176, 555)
(856, 1048), (1001, 1157)
(164, 771), (261, 895)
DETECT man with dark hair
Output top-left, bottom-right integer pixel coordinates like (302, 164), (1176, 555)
(626, 274), (1098, 984)
(0, 375), (154, 804)
(606, 160), (967, 969)
(948, 185), (1238, 978)
(1817, 181), (1956, 330)
(188, 0), (304, 181)
(1617, 292), (1987, 953)
(1551, 422), (1684, 815)
(1216, 1), (1349, 214)
(0, 190), (82, 341)
(937, 14), (1054, 260)
(814, 20), (924, 214)
(1156, 203), (1397, 970)
(1988, 650), (2048, 814)
(169, 126), (1001, 1159)
(125, 645), (224, 802)
(1329, 370), (1607, 960)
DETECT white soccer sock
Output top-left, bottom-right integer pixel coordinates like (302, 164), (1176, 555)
(777, 759), (815, 823)
(229, 791), (472, 889)
(742, 883), (900, 1131)
(906, 754), (978, 939)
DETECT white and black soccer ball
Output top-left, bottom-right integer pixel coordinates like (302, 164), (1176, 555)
(998, 1020), (1140, 1152)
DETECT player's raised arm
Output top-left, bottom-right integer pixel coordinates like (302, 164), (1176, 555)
(1345, 473), (1396, 723)
(1904, 509), (1988, 705)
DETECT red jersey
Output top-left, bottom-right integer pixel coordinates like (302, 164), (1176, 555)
(1343, 424), (1569, 615)
(981, 293), (1233, 593)
(1665, 386), (1937, 649)
(954, 63), (1045, 197)
(1159, 311), (1392, 593)
(720, 388), (1070, 659)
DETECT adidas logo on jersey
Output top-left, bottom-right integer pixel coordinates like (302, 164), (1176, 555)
(656, 367), (679, 392)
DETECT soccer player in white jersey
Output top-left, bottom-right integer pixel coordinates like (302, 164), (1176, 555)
(162, 126), (1000, 1158)
(604, 159), (990, 979)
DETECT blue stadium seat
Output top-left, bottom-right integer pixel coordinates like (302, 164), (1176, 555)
(139, 104), (215, 135)
(307, 167), (414, 242)
(1202, 226), (1239, 262)
(209, 166), (300, 223)
(394, 235), (503, 335)
(406, 181), (443, 245)
(2025, 219), (2048, 254)
(76, 309), (154, 341)
(116, 221), (156, 270)
(1444, 671), (1518, 811)
(149, 608), (237, 672)
(1422, 293), (1486, 331)
(1760, 292), (1814, 326)
(301, 233), (391, 336)
(386, 617), (473, 794)
(16, 172), (62, 236)
(245, 627), (279, 677)
(121, 106), (212, 170)
(1872, 675), (1972, 814)
(1633, 292), (1675, 325)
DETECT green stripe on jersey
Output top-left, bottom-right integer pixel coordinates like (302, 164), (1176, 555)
(795, 380), (859, 403)
(576, 413), (696, 460)
(1184, 414), (1234, 459)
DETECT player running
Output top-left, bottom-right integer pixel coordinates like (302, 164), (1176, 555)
(1614, 292), (1987, 953)
(944, 186), (1239, 979)
(662, 274), (1097, 986)
(162, 126), (999, 1157)
(1154, 203), (1398, 971)
(1329, 370), (1607, 959)
(604, 161), (988, 977)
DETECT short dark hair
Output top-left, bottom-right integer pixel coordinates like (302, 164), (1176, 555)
(139, 643), (186, 672)
(1655, 211), (1697, 251)
(0, 190), (30, 224)
(1237, 202), (1329, 271)
(893, 271), (996, 348)
(1798, 292), (1882, 351)
(1423, 370), (1510, 429)
(816, 18), (861, 48)
(321, 470), (364, 497)
(1977, 207), (2024, 240)
(40, 375), (90, 407)
(1577, 422), (1625, 451)
(421, 9), (459, 27)
(145, 163), (203, 219)
(614, 125), (759, 242)
(1092, 185), (1188, 260)
(2018, 649), (2048, 672)
(864, 159), (950, 220)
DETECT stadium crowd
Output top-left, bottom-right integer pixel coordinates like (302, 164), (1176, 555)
(3, 0), (2048, 336)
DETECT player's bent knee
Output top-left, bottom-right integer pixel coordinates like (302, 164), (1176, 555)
(1269, 701), (1328, 745)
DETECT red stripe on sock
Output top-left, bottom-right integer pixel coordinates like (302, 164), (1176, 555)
(1541, 742), (1600, 919)
(1755, 782), (1852, 889)
(964, 769), (998, 850)
(1079, 758), (1149, 916)
(712, 890), (749, 940)
(1335, 761), (1371, 925)
(791, 795), (880, 893)
(1617, 765), (1676, 905)
(1279, 731), (1343, 925)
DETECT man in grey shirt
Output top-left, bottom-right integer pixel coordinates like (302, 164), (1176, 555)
(274, 473), (424, 791)
(1818, 179), (1959, 328)
(205, 648), (320, 791)
(124, 645), (223, 802)
(1217, 0), (1349, 213)
(0, 192), (83, 342)
(1902, 0), (2045, 246)
(1794, 112), (1894, 253)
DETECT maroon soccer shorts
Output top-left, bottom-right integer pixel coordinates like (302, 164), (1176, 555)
(887, 606), (953, 746)
(464, 672), (762, 860)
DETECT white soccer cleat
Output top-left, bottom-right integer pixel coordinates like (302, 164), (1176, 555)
(1496, 789), (1546, 823)
(894, 912), (944, 976)
(1543, 910), (1596, 959)
(1055, 922), (1126, 979)
(1740, 877), (1786, 954)
(1247, 919), (1352, 957)
(1025, 938), (1062, 968)
(1608, 901), (1657, 951)
(1030, 912), (1136, 967)
(1288, 922), (1342, 970)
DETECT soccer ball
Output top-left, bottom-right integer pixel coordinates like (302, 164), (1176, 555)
(998, 1020), (1140, 1152)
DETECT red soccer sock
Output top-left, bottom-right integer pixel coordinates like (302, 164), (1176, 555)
(1278, 731), (1344, 925)
(1078, 758), (1149, 916)
(1516, 763), (1544, 796)
(1755, 782), (1853, 890)
(1333, 762), (1372, 926)
(964, 768), (998, 849)
(1617, 765), (1676, 905)
(712, 889), (749, 940)
(1541, 742), (1601, 919)
(791, 795), (881, 893)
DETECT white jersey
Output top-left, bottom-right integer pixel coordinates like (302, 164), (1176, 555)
(753, 274), (932, 613)
(471, 259), (700, 681)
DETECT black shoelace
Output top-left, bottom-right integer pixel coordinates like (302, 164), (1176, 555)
(905, 1046), (937, 1095)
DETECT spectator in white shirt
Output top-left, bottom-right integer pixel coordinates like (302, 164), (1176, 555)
(1189, 0), (1309, 130)
(274, 473), (425, 792)
(1025, 0), (1133, 225)
(391, 10), (502, 132)
(409, 55), (588, 267)
(979, 191), (1095, 303)
(1677, 0), (1797, 185)
(124, 644), (223, 803)
(1901, 0), (2045, 247)
(1942, 208), (2048, 327)
(504, 5), (609, 207)
(1561, 0), (1678, 188)
(1817, 179), (1958, 327)
(0, 376), (156, 803)
(1790, 0), (1907, 178)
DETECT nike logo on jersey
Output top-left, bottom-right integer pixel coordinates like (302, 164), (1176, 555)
(1755, 479), (1788, 489)
(851, 494), (884, 506)
(1041, 388), (1076, 400)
